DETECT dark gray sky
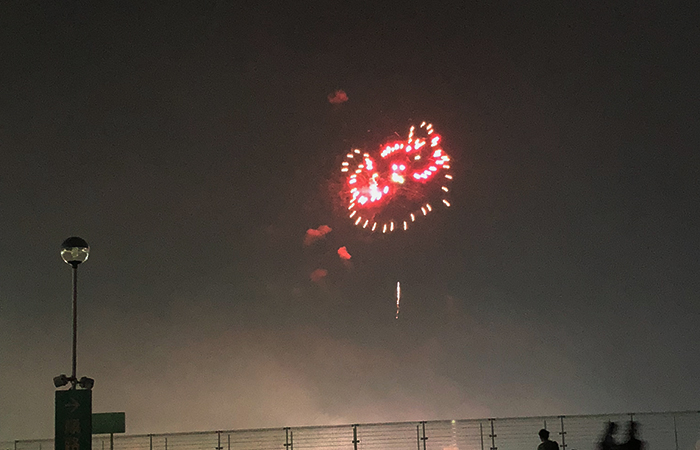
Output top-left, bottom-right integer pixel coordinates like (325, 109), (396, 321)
(1, 1), (699, 440)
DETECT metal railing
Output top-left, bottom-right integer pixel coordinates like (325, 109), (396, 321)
(3, 410), (698, 450)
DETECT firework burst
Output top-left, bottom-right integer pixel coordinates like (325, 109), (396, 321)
(340, 122), (453, 232)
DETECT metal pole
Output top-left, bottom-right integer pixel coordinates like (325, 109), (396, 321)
(422, 422), (427, 450)
(479, 423), (484, 450)
(673, 415), (679, 450)
(559, 416), (567, 450)
(352, 425), (359, 450)
(416, 425), (420, 450)
(489, 419), (496, 450)
(71, 265), (78, 384)
(110, 434), (113, 450)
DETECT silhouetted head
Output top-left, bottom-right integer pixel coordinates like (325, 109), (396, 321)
(539, 429), (550, 441)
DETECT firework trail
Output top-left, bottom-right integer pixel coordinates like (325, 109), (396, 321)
(395, 281), (401, 319)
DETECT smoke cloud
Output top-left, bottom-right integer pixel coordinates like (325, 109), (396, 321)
(310, 268), (328, 282)
(337, 246), (351, 260)
(327, 90), (348, 104)
(304, 225), (332, 246)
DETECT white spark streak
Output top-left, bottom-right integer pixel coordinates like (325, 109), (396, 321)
(395, 281), (401, 319)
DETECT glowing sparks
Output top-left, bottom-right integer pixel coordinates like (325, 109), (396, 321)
(391, 173), (405, 184)
(395, 281), (401, 319)
(340, 121), (454, 232)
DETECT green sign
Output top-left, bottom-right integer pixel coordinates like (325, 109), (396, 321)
(92, 413), (125, 434)
(55, 389), (92, 450)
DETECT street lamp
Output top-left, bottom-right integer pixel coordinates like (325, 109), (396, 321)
(55, 236), (94, 390)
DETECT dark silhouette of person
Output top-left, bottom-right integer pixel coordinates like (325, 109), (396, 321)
(537, 429), (560, 450)
(620, 421), (644, 450)
(597, 421), (618, 450)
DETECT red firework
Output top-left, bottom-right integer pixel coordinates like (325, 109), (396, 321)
(340, 122), (453, 232)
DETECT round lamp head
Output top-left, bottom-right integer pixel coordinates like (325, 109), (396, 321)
(61, 237), (89, 267)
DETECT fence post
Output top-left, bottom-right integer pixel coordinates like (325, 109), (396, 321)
(673, 415), (679, 450)
(216, 431), (222, 450)
(227, 434), (230, 450)
(284, 428), (293, 450)
(421, 422), (428, 450)
(489, 419), (497, 450)
(451, 420), (457, 449)
(149, 435), (153, 450)
(479, 423), (484, 450)
(352, 425), (359, 450)
(559, 416), (567, 450)
(165, 437), (167, 450)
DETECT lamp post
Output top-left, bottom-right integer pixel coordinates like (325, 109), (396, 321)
(54, 237), (94, 450)
(55, 236), (93, 390)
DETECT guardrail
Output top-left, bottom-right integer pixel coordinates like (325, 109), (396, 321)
(3, 410), (699, 450)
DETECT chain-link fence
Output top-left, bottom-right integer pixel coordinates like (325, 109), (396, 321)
(3, 410), (698, 450)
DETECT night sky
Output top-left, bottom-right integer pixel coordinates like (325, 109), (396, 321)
(1, 1), (699, 440)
